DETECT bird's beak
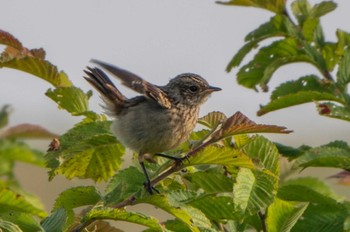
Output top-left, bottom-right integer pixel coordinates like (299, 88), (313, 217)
(208, 86), (222, 92)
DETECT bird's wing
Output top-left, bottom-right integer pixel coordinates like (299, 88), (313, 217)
(91, 59), (172, 109)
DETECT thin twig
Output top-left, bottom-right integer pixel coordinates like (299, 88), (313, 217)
(70, 136), (214, 232)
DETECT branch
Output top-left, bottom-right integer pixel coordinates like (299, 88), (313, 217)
(70, 137), (213, 232)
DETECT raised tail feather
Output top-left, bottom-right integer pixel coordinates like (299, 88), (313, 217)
(84, 67), (126, 114)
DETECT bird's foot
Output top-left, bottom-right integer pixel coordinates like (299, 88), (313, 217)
(144, 180), (159, 195)
(155, 153), (190, 164)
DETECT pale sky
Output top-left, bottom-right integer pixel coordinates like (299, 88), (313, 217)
(1, 0), (350, 213)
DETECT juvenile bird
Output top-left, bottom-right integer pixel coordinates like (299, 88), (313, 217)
(84, 60), (221, 193)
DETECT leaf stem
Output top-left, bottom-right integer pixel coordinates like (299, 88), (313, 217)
(258, 211), (267, 232)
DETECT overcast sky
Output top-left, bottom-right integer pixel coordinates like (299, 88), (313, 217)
(1, 0), (350, 218)
(1, 0), (350, 147)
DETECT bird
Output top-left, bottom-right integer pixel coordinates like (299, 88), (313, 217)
(84, 59), (221, 193)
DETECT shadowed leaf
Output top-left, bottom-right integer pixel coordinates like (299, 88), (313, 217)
(266, 198), (308, 232)
(0, 105), (10, 129)
(198, 111), (227, 129)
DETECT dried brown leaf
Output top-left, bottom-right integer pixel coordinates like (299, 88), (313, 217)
(0, 123), (59, 139)
(0, 29), (23, 50)
(212, 111), (292, 140)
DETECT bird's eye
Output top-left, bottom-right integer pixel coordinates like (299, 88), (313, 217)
(189, 85), (199, 92)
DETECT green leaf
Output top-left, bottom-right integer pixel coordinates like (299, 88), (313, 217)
(337, 48), (350, 86)
(266, 198), (308, 232)
(322, 43), (339, 71)
(104, 166), (145, 205)
(233, 168), (278, 216)
(137, 194), (211, 231)
(258, 91), (342, 116)
(242, 135), (280, 174)
(0, 123), (58, 139)
(237, 38), (317, 90)
(0, 211), (44, 232)
(0, 105), (10, 129)
(197, 111), (227, 129)
(293, 146), (350, 169)
(216, 0), (286, 14)
(0, 188), (47, 218)
(46, 87), (96, 117)
(0, 139), (45, 166)
(53, 186), (101, 211)
(291, 0), (311, 24)
(0, 219), (22, 232)
(336, 29), (350, 55)
(310, 1), (337, 18)
(84, 207), (163, 231)
(46, 121), (125, 182)
(227, 15), (297, 71)
(278, 177), (341, 204)
(40, 208), (67, 232)
(317, 102), (350, 121)
(189, 196), (237, 220)
(1, 57), (72, 87)
(187, 145), (254, 170)
(291, 203), (347, 232)
(162, 219), (191, 232)
(183, 171), (233, 193)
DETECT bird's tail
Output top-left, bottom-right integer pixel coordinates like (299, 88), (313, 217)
(84, 67), (126, 115)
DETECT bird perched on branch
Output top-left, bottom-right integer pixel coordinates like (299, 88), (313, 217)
(84, 59), (221, 193)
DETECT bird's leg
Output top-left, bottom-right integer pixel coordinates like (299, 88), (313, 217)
(139, 154), (159, 194)
(154, 153), (190, 163)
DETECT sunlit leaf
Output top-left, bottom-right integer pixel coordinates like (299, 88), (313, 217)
(336, 30), (350, 55)
(137, 194), (210, 232)
(197, 111), (226, 129)
(46, 87), (95, 117)
(216, 0), (285, 14)
(187, 144), (254, 169)
(0, 211), (44, 232)
(46, 121), (125, 182)
(0, 123), (58, 139)
(0, 188), (47, 218)
(1, 57), (71, 87)
(104, 166), (145, 205)
(233, 168), (277, 216)
(243, 135), (280, 174)
(322, 43), (339, 71)
(266, 198), (308, 232)
(84, 207), (163, 231)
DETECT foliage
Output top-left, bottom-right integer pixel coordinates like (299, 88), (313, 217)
(0, 0), (350, 231)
